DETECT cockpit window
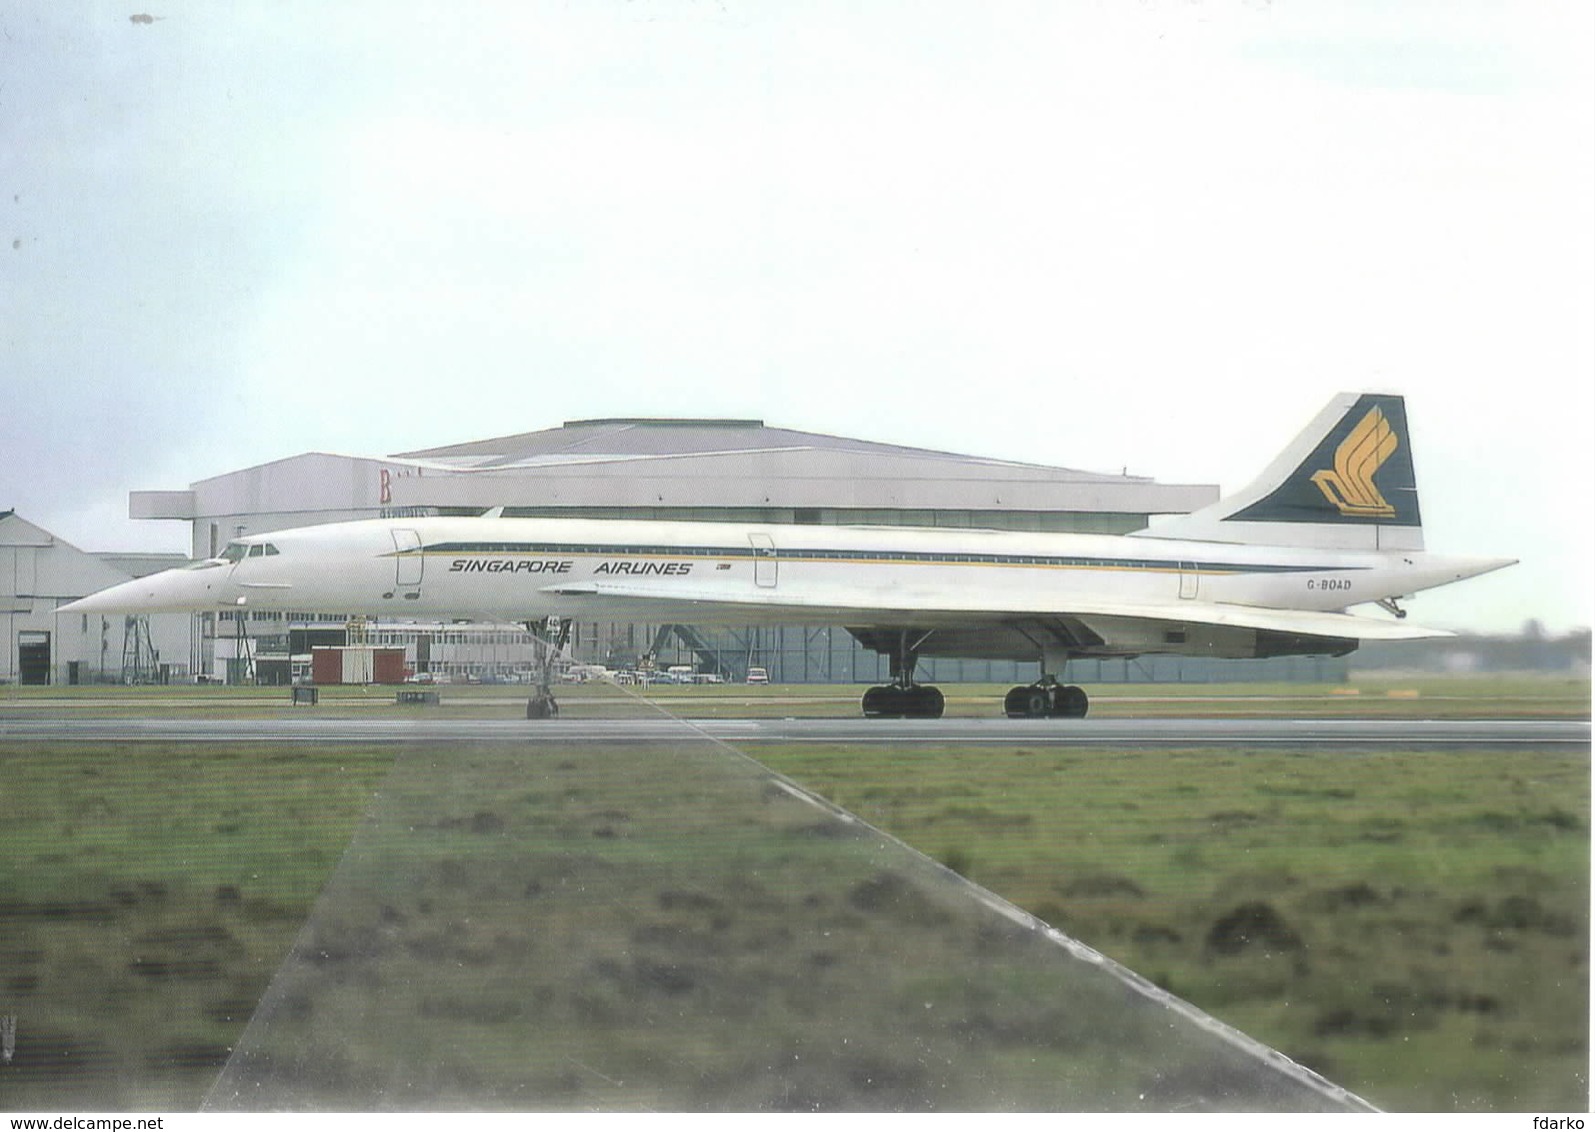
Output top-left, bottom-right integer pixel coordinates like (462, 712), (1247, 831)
(222, 541), (279, 562)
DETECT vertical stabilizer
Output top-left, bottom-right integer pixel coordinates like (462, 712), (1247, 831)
(1132, 393), (1424, 551)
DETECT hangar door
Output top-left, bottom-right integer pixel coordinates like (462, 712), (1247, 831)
(18, 631), (50, 685)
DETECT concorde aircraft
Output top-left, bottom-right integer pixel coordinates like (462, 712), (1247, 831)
(63, 393), (1513, 719)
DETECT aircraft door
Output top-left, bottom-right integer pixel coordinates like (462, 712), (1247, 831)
(749, 533), (777, 588)
(392, 529), (424, 594)
(1178, 562), (1199, 600)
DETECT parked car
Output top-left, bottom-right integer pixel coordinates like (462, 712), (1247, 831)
(745, 667), (769, 685)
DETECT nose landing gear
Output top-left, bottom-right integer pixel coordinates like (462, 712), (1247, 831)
(525, 616), (571, 720)
(1003, 678), (1089, 718)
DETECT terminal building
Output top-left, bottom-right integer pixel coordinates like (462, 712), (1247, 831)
(6, 419), (1351, 685)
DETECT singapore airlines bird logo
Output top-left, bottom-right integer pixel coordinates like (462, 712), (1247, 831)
(1310, 407), (1398, 518)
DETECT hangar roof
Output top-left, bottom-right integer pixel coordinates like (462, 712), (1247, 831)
(2, 511), (136, 599)
(131, 418), (1220, 540)
(398, 418), (1133, 481)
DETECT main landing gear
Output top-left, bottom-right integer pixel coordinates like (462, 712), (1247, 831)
(861, 630), (945, 719)
(1003, 678), (1089, 719)
(862, 683), (945, 719)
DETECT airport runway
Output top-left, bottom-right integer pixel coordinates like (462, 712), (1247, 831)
(0, 716), (1586, 746)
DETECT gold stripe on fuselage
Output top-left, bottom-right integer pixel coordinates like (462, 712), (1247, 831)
(423, 549), (1244, 575)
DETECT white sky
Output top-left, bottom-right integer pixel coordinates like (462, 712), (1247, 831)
(3, 1), (1591, 633)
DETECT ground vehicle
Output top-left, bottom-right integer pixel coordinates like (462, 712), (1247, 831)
(745, 667), (769, 685)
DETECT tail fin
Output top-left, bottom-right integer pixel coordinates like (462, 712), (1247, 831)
(1134, 393), (1424, 551)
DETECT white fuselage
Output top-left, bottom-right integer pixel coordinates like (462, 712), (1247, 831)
(69, 515), (1504, 662)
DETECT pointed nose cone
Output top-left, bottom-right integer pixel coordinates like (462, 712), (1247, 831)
(60, 565), (231, 615)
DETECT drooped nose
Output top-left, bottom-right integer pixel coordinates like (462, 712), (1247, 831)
(59, 565), (232, 615)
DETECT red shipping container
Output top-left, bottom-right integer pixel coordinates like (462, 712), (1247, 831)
(311, 647), (343, 685)
(374, 648), (406, 685)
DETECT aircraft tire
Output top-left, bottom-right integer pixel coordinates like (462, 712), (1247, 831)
(1002, 683), (1086, 719)
(1057, 685), (1089, 719)
(862, 685), (902, 718)
(906, 685), (944, 719)
(864, 685), (944, 718)
(526, 694), (558, 720)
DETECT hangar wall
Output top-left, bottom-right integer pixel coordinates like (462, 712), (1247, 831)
(132, 420), (1219, 553)
(0, 512), (195, 685)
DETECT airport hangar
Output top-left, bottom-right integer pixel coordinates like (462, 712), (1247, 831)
(76, 416), (1347, 687)
(0, 510), (191, 686)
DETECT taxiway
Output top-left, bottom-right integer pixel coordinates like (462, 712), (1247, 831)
(0, 716), (1585, 747)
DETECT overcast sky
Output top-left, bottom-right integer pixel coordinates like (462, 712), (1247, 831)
(3, 1), (1590, 633)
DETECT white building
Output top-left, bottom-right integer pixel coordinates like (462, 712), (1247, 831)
(1, 511), (193, 685)
(132, 418), (1217, 555)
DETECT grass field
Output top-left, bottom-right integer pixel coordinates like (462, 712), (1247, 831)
(750, 739), (1589, 1111)
(0, 741), (394, 1109)
(2, 737), (1355, 1112)
(0, 675), (1587, 1110)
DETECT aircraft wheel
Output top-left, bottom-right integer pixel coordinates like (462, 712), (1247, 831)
(907, 685), (945, 719)
(1057, 685), (1089, 719)
(1003, 686), (1031, 717)
(862, 685), (902, 718)
(526, 694), (558, 720)
(1025, 688), (1051, 718)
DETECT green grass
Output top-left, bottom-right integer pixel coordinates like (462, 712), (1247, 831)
(0, 675), (1587, 1110)
(749, 741), (1589, 1111)
(0, 743), (393, 1109)
(2, 737), (1356, 1112)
